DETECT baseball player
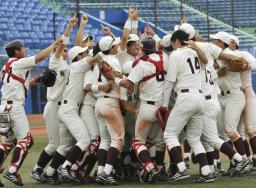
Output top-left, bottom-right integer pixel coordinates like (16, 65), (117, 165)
(75, 15), (94, 50)
(163, 29), (213, 183)
(41, 43), (96, 184)
(0, 38), (61, 186)
(179, 24), (249, 178)
(69, 43), (112, 182)
(86, 35), (125, 185)
(211, 32), (250, 175)
(113, 36), (169, 184)
(31, 15), (76, 182)
(229, 35), (256, 170)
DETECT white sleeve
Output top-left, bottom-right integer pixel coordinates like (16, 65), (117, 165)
(206, 43), (222, 60)
(14, 56), (36, 70)
(110, 58), (122, 72)
(48, 55), (63, 69)
(72, 57), (91, 74)
(166, 53), (178, 82)
(127, 62), (144, 84)
(163, 80), (175, 107)
(153, 34), (161, 43)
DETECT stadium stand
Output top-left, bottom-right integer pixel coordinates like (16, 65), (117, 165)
(59, 0), (256, 50)
(184, 0), (256, 27)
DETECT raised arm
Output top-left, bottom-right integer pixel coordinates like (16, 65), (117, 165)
(55, 15), (78, 58)
(131, 7), (139, 35)
(35, 38), (62, 63)
(184, 40), (208, 64)
(75, 15), (89, 46)
(119, 7), (134, 51)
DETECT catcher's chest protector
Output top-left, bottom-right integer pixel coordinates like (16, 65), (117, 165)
(132, 52), (166, 82)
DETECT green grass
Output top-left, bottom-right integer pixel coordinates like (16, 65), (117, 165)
(1, 136), (256, 188)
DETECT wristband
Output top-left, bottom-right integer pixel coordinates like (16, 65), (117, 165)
(131, 20), (138, 29)
(124, 20), (132, 30)
(91, 84), (99, 93)
(98, 52), (105, 59)
(61, 35), (70, 45)
(114, 77), (122, 86)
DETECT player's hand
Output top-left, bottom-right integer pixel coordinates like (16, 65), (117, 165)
(84, 83), (92, 93)
(99, 82), (113, 93)
(81, 15), (89, 25)
(132, 7), (139, 21)
(101, 26), (113, 36)
(128, 7), (134, 20)
(53, 37), (63, 46)
(69, 14), (78, 27)
(144, 24), (155, 36)
(184, 40), (198, 51)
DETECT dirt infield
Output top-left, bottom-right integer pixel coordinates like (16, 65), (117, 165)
(28, 114), (47, 136)
(31, 126), (47, 136)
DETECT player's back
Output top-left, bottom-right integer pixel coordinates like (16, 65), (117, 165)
(169, 47), (202, 93)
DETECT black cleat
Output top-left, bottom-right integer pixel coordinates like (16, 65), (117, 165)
(41, 172), (60, 185)
(96, 172), (108, 185)
(3, 171), (23, 186)
(157, 166), (168, 181)
(148, 168), (158, 184)
(193, 173), (215, 183)
(168, 170), (190, 182)
(57, 166), (73, 181)
(231, 159), (250, 177)
(31, 168), (44, 182)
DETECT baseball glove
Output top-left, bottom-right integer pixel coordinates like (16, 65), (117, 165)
(156, 106), (170, 131)
(100, 61), (115, 80)
(40, 69), (57, 87)
(228, 58), (248, 72)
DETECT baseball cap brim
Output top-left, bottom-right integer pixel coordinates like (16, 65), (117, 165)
(209, 34), (218, 40)
(112, 37), (120, 46)
(82, 35), (93, 42)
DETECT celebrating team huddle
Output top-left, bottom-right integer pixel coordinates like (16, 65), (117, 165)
(1, 7), (256, 187)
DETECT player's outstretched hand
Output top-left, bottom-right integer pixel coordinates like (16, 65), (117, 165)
(184, 40), (198, 51)
(144, 24), (154, 36)
(69, 14), (78, 27)
(101, 26), (113, 36)
(132, 7), (139, 21)
(81, 15), (89, 25)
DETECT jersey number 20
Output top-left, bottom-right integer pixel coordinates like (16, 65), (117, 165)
(187, 57), (200, 74)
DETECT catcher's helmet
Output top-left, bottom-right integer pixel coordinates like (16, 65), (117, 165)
(140, 36), (156, 54)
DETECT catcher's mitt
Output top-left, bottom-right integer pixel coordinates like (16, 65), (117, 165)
(100, 61), (115, 80)
(40, 69), (57, 87)
(156, 106), (170, 131)
(228, 58), (248, 72)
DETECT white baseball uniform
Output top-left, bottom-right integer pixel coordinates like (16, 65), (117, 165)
(1, 56), (34, 141)
(94, 54), (125, 152)
(164, 46), (206, 156)
(43, 55), (69, 156)
(195, 42), (226, 152)
(0, 56), (35, 172)
(237, 50), (256, 138)
(127, 52), (167, 172)
(57, 56), (91, 156)
(218, 48), (245, 139)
